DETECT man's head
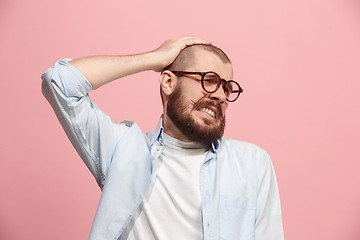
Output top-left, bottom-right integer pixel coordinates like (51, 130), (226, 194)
(160, 44), (234, 145)
(163, 44), (232, 72)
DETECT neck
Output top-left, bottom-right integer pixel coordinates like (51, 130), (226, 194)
(162, 113), (193, 143)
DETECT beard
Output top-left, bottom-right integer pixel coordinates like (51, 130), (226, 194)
(166, 85), (226, 146)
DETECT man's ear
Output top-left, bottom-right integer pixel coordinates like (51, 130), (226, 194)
(159, 70), (177, 96)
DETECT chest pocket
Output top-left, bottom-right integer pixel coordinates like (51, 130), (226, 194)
(220, 195), (256, 240)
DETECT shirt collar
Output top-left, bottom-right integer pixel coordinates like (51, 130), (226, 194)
(145, 116), (164, 148)
(211, 139), (220, 153)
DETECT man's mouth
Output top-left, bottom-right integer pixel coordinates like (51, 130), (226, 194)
(197, 107), (216, 118)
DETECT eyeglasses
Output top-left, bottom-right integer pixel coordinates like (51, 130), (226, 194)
(170, 71), (243, 102)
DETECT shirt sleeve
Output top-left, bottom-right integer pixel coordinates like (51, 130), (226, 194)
(255, 149), (285, 239)
(41, 59), (131, 188)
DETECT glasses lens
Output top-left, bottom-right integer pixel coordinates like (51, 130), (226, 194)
(224, 81), (241, 102)
(202, 72), (241, 102)
(202, 72), (221, 92)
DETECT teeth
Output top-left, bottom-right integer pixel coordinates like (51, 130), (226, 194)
(198, 108), (215, 118)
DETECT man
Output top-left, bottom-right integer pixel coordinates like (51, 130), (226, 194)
(42, 36), (284, 240)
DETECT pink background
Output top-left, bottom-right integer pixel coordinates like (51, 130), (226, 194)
(1, 0), (360, 239)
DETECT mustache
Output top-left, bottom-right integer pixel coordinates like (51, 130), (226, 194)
(191, 99), (223, 118)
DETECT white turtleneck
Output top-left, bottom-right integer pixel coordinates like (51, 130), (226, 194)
(126, 133), (209, 239)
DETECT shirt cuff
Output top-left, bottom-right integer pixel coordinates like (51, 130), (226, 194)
(51, 58), (93, 98)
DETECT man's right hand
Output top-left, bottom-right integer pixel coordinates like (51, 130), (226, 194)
(150, 36), (211, 72)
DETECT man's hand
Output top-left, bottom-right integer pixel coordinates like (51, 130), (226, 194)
(150, 36), (211, 72)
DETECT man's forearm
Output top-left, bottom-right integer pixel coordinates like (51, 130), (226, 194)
(68, 36), (211, 89)
(69, 53), (157, 89)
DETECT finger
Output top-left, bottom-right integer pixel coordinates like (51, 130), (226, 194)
(181, 36), (212, 46)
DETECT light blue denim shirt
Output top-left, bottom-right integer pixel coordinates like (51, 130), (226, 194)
(42, 59), (284, 240)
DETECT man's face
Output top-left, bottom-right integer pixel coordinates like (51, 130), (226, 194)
(165, 49), (233, 145)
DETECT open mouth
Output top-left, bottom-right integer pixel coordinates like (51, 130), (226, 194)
(197, 107), (216, 118)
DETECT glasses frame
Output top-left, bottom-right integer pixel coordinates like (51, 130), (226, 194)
(169, 70), (243, 102)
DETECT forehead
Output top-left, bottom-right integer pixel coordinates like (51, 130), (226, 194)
(186, 48), (233, 79)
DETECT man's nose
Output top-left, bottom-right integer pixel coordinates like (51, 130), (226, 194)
(209, 86), (227, 103)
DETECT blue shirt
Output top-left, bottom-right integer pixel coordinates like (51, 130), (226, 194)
(42, 59), (284, 240)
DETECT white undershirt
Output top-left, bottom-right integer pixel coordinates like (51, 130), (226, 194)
(126, 133), (209, 240)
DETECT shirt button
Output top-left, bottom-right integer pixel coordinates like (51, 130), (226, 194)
(157, 146), (161, 151)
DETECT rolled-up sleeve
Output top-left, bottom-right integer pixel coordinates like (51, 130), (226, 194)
(42, 59), (130, 187)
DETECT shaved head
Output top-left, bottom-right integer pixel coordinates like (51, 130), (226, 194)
(164, 44), (231, 71)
